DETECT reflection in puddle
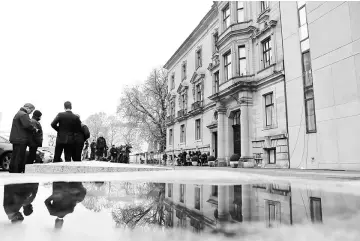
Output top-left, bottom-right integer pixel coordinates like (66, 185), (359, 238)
(1, 181), (360, 239)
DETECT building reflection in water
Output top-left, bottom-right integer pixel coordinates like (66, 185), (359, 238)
(162, 182), (360, 235)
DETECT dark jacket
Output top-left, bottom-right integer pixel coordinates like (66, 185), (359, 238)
(51, 111), (81, 144)
(3, 183), (39, 217)
(9, 108), (36, 144)
(45, 182), (86, 218)
(96, 137), (106, 149)
(28, 117), (43, 147)
(74, 124), (90, 145)
(110, 147), (118, 156)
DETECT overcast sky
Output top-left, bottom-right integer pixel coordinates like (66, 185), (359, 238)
(0, 0), (213, 135)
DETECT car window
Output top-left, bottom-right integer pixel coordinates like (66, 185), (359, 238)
(0, 136), (9, 143)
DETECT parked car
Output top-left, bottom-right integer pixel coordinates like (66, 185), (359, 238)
(0, 135), (56, 171)
(0, 135), (12, 170)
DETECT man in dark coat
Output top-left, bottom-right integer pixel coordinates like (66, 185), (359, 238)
(95, 134), (107, 161)
(9, 103), (37, 173)
(51, 101), (82, 162)
(72, 114), (90, 161)
(27, 110), (43, 165)
(45, 182), (86, 229)
(90, 139), (96, 160)
(3, 183), (39, 223)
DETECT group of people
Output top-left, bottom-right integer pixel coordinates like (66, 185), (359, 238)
(167, 150), (210, 166)
(9, 101), (91, 173)
(3, 181), (86, 229)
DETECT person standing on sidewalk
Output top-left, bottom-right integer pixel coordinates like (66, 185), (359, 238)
(51, 101), (81, 162)
(90, 139), (96, 160)
(95, 134), (106, 161)
(9, 103), (37, 173)
(27, 110), (43, 164)
(109, 145), (118, 162)
(82, 140), (89, 160)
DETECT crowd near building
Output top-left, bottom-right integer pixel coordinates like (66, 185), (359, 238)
(164, 1), (360, 170)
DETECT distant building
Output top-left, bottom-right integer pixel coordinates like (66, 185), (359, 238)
(164, 1), (289, 168)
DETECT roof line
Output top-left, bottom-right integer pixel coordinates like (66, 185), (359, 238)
(163, 2), (218, 70)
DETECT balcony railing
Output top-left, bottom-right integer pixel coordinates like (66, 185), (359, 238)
(191, 101), (203, 111)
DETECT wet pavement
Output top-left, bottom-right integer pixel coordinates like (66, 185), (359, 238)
(1, 178), (360, 240)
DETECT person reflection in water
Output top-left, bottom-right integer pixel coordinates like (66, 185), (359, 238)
(3, 183), (39, 223)
(44, 182), (87, 229)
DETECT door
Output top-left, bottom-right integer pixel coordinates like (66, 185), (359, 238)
(213, 132), (218, 158)
(233, 125), (241, 155)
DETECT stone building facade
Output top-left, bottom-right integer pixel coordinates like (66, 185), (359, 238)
(164, 1), (289, 168)
(281, 2), (360, 169)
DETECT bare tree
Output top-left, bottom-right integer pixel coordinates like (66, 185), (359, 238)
(111, 183), (166, 228)
(85, 112), (108, 140)
(117, 68), (168, 151)
(107, 115), (122, 146)
(118, 122), (143, 152)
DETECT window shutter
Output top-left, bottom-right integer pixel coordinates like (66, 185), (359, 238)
(185, 91), (188, 112)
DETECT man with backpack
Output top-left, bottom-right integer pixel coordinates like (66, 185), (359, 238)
(95, 134), (107, 161)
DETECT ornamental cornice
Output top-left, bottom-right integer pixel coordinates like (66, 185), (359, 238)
(251, 20), (278, 40)
(176, 82), (189, 94)
(190, 71), (205, 85)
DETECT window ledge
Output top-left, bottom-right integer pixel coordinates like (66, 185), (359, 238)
(263, 124), (277, 130)
(257, 63), (276, 74)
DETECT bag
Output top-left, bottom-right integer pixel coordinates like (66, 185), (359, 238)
(82, 125), (90, 140)
(97, 137), (106, 149)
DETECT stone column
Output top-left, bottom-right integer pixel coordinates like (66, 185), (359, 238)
(217, 105), (227, 167)
(239, 92), (254, 167)
(242, 184), (252, 222)
(218, 185), (230, 222)
(224, 117), (233, 164)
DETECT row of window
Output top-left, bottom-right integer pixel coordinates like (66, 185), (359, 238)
(168, 184), (239, 213)
(169, 91), (275, 145)
(297, 2), (316, 133)
(169, 119), (201, 145)
(168, 183), (322, 225)
(171, 36), (272, 92)
(222, 1), (270, 30)
(267, 197), (322, 227)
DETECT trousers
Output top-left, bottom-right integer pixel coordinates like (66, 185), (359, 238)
(9, 143), (28, 173)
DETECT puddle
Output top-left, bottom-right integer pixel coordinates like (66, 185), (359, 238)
(1, 181), (360, 240)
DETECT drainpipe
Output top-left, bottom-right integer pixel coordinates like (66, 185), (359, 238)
(279, 1), (291, 169)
